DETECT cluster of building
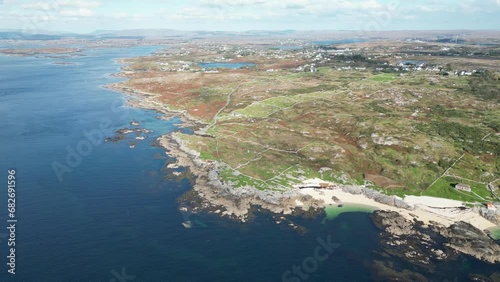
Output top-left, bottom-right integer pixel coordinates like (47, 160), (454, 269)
(455, 183), (498, 211)
(295, 64), (317, 73)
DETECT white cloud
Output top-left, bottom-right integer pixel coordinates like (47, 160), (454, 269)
(414, 0), (500, 14)
(22, 0), (101, 10)
(415, 5), (439, 12)
(60, 8), (93, 17)
(60, 0), (101, 9)
(460, 0), (500, 13)
(1, 0), (19, 4)
(164, 6), (262, 21)
(163, 0), (387, 22)
(200, 0), (266, 7)
(197, 0), (384, 13)
(413, 0), (459, 13)
(112, 12), (129, 19)
(158, 0), (431, 31)
(22, 2), (59, 11)
(3, 0), (500, 32)
(18, 0), (100, 22)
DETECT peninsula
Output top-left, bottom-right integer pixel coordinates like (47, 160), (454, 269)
(106, 31), (500, 261)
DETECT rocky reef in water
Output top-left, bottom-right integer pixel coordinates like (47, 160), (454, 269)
(372, 210), (500, 266)
(162, 129), (418, 222)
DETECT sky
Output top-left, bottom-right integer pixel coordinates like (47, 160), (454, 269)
(0, 0), (499, 34)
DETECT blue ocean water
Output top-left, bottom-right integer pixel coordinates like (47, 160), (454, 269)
(0, 46), (497, 282)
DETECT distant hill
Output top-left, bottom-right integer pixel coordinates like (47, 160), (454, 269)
(1, 29), (499, 42)
(0, 32), (66, 40)
(90, 29), (302, 38)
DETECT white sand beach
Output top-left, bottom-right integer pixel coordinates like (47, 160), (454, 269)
(299, 184), (498, 231)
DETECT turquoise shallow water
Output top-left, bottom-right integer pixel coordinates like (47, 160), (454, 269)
(0, 46), (498, 281)
(487, 227), (500, 240)
(324, 204), (377, 222)
(0, 46), (379, 281)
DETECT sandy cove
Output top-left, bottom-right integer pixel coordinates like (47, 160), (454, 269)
(158, 131), (498, 231)
(104, 66), (499, 232)
(299, 183), (498, 231)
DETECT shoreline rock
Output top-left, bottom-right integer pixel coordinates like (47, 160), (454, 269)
(104, 83), (205, 129)
(373, 210), (500, 265)
(106, 56), (500, 264)
(159, 133), (325, 222)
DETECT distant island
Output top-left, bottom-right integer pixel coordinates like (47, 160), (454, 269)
(0, 47), (82, 56)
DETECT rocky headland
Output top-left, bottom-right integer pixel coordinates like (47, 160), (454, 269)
(373, 210), (500, 265)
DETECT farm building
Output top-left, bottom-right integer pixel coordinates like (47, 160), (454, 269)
(487, 202), (497, 211)
(455, 183), (471, 192)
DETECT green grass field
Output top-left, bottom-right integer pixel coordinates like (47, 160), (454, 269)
(166, 66), (498, 199)
(425, 176), (492, 202)
(369, 73), (397, 82)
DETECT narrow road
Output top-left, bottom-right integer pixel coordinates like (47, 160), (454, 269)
(426, 133), (493, 190)
(426, 153), (465, 189)
(207, 83), (243, 131)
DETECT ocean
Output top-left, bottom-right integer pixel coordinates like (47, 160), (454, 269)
(0, 45), (497, 282)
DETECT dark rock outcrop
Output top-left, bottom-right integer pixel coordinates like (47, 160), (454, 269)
(373, 210), (500, 264)
(438, 221), (500, 264)
(479, 207), (500, 225)
(331, 196), (341, 203)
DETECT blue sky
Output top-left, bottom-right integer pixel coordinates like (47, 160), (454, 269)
(1, 0), (499, 33)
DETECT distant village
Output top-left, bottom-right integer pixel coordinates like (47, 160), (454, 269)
(140, 39), (488, 78)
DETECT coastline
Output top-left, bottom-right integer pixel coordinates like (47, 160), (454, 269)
(159, 127), (498, 232)
(106, 57), (498, 230)
(102, 49), (500, 264)
(158, 133), (325, 222)
(105, 78), (325, 221)
(300, 186), (498, 230)
(104, 82), (202, 128)
(105, 53), (499, 230)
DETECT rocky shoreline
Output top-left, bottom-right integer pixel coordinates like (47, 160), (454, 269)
(160, 131), (500, 265)
(158, 130), (428, 220)
(159, 133), (325, 222)
(104, 83), (204, 129)
(106, 58), (500, 265)
(104, 81), (356, 221)
(373, 210), (500, 265)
